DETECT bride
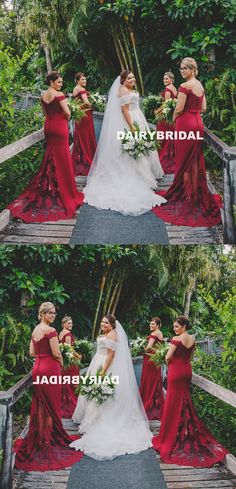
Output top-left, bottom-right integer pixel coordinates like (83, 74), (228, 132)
(83, 70), (166, 216)
(70, 314), (153, 460)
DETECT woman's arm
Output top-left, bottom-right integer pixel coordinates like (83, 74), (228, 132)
(49, 336), (63, 366)
(173, 92), (187, 122)
(165, 343), (177, 365)
(59, 99), (71, 119)
(201, 95), (207, 113)
(80, 92), (92, 108)
(30, 339), (36, 357)
(144, 337), (155, 351)
(101, 348), (115, 376)
(165, 91), (171, 101)
(121, 104), (135, 132)
(64, 334), (72, 345)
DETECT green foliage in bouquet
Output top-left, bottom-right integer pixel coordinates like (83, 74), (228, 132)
(142, 94), (163, 122)
(148, 341), (169, 366)
(130, 336), (147, 357)
(155, 99), (177, 125)
(67, 98), (89, 122)
(121, 122), (159, 160)
(78, 367), (116, 404)
(59, 343), (82, 370)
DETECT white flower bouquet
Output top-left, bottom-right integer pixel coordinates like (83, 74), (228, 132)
(130, 336), (147, 357)
(121, 123), (159, 160)
(147, 341), (169, 366)
(155, 98), (177, 125)
(89, 92), (106, 112)
(67, 98), (89, 122)
(79, 368), (116, 404)
(59, 343), (82, 369)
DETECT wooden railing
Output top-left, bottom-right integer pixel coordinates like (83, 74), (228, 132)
(0, 362), (235, 489)
(0, 119), (235, 243)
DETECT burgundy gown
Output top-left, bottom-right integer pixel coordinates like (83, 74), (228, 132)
(71, 90), (97, 176)
(139, 335), (165, 420)
(156, 87), (177, 174)
(14, 331), (83, 471)
(8, 95), (83, 223)
(153, 86), (221, 227)
(152, 339), (228, 467)
(59, 331), (79, 418)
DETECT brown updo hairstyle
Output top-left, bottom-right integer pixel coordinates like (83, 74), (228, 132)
(152, 317), (161, 327)
(175, 315), (191, 330)
(120, 69), (132, 85)
(62, 315), (72, 326)
(181, 57), (198, 76)
(104, 314), (116, 329)
(75, 72), (85, 82)
(38, 302), (55, 320)
(45, 71), (61, 86)
(164, 71), (175, 82)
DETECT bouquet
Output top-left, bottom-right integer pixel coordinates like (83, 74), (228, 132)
(59, 343), (82, 369)
(155, 99), (177, 125)
(130, 336), (147, 357)
(78, 367), (116, 404)
(67, 98), (89, 123)
(89, 92), (106, 112)
(147, 341), (169, 367)
(142, 94), (163, 121)
(121, 123), (159, 160)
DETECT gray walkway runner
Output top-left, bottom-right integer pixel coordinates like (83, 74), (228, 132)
(67, 449), (167, 489)
(70, 204), (169, 244)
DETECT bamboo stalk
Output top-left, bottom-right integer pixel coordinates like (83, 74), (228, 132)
(111, 26), (125, 70)
(120, 24), (135, 73)
(128, 26), (144, 95)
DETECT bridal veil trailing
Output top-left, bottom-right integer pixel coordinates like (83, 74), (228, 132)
(83, 76), (166, 216)
(70, 321), (153, 460)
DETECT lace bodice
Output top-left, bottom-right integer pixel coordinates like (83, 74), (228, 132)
(41, 95), (66, 116)
(119, 91), (140, 110)
(32, 331), (58, 355)
(97, 335), (117, 354)
(170, 339), (195, 360)
(179, 86), (204, 112)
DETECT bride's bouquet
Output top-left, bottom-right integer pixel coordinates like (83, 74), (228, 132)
(155, 99), (177, 125)
(121, 122), (159, 160)
(67, 98), (89, 123)
(147, 341), (169, 367)
(78, 367), (116, 404)
(59, 343), (82, 369)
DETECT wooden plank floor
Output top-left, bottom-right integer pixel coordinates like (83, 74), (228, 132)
(1, 176), (222, 244)
(13, 419), (236, 489)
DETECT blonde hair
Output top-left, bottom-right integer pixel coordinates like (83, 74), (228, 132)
(38, 302), (55, 320)
(181, 57), (198, 76)
(164, 71), (174, 82)
(62, 315), (72, 325)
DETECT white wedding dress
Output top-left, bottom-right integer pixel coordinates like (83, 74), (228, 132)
(83, 76), (166, 216)
(70, 322), (153, 460)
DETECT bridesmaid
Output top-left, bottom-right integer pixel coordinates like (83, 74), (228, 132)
(139, 317), (165, 420)
(59, 316), (80, 418)
(71, 72), (97, 176)
(153, 58), (221, 227)
(8, 71), (83, 223)
(156, 71), (177, 174)
(14, 302), (83, 471)
(153, 315), (228, 467)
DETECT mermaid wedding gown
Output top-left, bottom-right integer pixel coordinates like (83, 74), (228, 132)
(70, 322), (153, 460)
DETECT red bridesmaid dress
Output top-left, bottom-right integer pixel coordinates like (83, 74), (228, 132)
(152, 339), (228, 467)
(8, 95), (83, 223)
(14, 331), (83, 471)
(71, 90), (97, 176)
(153, 86), (221, 227)
(156, 88), (177, 174)
(59, 331), (79, 418)
(139, 335), (165, 420)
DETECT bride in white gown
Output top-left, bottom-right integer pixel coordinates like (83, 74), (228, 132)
(70, 314), (153, 460)
(83, 70), (166, 216)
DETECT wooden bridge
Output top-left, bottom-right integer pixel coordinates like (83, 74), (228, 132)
(0, 113), (235, 244)
(0, 360), (236, 489)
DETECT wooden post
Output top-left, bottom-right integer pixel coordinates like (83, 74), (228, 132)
(223, 149), (236, 243)
(0, 394), (13, 489)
